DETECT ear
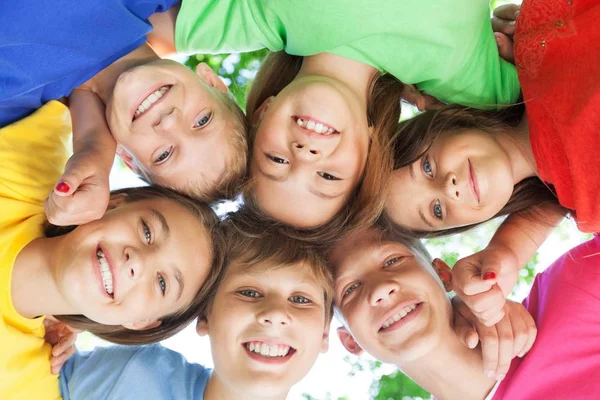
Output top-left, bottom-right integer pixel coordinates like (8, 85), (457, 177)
(320, 321), (331, 353)
(195, 62), (229, 93)
(252, 96), (274, 126)
(336, 326), (363, 355)
(432, 258), (453, 292)
(123, 319), (161, 331)
(116, 145), (136, 173)
(195, 316), (209, 337)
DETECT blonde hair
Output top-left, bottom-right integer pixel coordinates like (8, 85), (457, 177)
(220, 208), (334, 322)
(47, 186), (228, 345)
(244, 51), (404, 245)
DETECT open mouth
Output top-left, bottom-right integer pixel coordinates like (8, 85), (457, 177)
(133, 85), (172, 121)
(243, 341), (297, 363)
(96, 247), (114, 298)
(293, 116), (339, 135)
(468, 159), (480, 204)
(379, 302), (422, 332)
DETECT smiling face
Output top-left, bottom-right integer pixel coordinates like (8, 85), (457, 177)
(52, 197), (212, 327)
(250, 74), (370, 228)
(329, 229), (452, 364)
(106, 60), (240, 194)
(385, 129), (515, 232)
(199, 260), (329, 398)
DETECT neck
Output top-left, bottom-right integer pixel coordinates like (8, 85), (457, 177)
(298, 52), (378, 108)
(397, 330), (496, 400)
(497, 114), (537, 184)
(83, 43), (160, 103)
(11, 236), (76, 319)
(204, 372), (288, 400)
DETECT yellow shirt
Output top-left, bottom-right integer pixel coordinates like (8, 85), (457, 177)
(0, 101), (71, 400)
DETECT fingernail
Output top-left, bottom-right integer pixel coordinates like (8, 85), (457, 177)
(55, 182), (70, 193)
(483, 271), (496, 280)
(486, 370), (495, 378)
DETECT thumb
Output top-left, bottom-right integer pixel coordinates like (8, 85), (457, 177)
(495, 33), (514, 63)
(54, 171), (83, 197)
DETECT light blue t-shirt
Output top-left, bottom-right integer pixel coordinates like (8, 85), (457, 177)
(59, 344), (210, 400)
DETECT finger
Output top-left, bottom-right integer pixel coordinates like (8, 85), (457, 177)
(495, 32), (515, 63)
(50, 346), (76, 374)
(478, 324), (499, 378)
(454, 307), (480, 349)
(509, 309), (529, 358)
(493, 3), (520, 21)
(494, 316), (514, 379)
(518, 311), (538, 357)
(53, 166), (87, 197)
(462, 285), (505, 315)
(52, 333), (78, 356)
(454, 269), (495, 297)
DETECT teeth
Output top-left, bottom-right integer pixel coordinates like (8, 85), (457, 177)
(295, 117), (337, 135)
(134, 85), (170, 118)
(245, 341), (291, 358)
(96, 248), (114, 296)
(381, 304), (418, 329)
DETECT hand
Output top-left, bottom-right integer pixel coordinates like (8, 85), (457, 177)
(491, 4), (520, 63)
(452, 246), (520, 326)
(401, 84), (444, 111)
(454, 297), (537, 380)
(44, 316), (81, 374)
(44, 149), (111, 226)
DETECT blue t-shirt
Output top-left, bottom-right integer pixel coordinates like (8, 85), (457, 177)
(0, 0), (179, 127)
(59, 344), (210, 400)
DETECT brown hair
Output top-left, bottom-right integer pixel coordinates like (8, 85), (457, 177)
(219, 208), (334, 322)
(138, 90), (249, 202)
(243, 51), (404, 246)
(384, 105), (568, 238)
(47, 185), (227, 345)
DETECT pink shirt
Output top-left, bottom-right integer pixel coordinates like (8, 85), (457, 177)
(493, 236), (600, 399)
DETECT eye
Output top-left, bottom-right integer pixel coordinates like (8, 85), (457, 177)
(265, 153), (289, 164)
(142, 219), (152, 244)
(157, 273), (167, 296)
(422, 156), (433, 177)
(383, 256), (402, 268)
(433, 199), (443, 220)
(343, 282), (360, 298)
(289, 295), (312, 304)
(238, 289), (262, 298)
(154, 147), (172, 164)
(194, 112), (212, 128)
(318, 172), (341, 181)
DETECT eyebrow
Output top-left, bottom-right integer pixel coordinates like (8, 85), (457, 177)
(309, 186), (343, 200)
(151, 208), (170, 238)
(174, 266), (184, 301)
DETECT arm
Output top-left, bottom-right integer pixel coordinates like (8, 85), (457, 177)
(453, 205), (564, 326)
(44, 89), (116, 226)
(147, 5), (180, 56)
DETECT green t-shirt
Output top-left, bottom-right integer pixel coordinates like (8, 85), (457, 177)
(175, 0), (520, 108)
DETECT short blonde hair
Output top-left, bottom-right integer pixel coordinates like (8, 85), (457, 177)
(218, 208), (334, 322)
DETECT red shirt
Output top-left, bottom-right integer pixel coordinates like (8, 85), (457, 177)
(514, 0), (600, 232)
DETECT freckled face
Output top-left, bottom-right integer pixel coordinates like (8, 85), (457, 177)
(385, 129), (514, 231)
(329, 229), (452, 364)
(250, 75), (370, 228)
(106, 60), (235, 193)
(53, 198), (212, 326)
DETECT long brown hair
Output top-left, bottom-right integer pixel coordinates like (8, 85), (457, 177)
(384, 105), (568, 238)
(48, 185), (227, 345)
(244, 51), (404, 246)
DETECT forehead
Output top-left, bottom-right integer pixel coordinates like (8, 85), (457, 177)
(224, 259), (324, 291)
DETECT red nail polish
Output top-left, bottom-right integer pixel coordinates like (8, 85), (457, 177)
(482, 271), (496, 280)
(55, 182), (70, 193)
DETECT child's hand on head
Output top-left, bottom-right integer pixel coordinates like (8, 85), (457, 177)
(491, 3), (520, 63)
(453, 297), (537, 380)
(452, 246), (520, 326)
(43, 316), (80, 374)
(44, 148), (111, 226)
(401, 84), (444, 111)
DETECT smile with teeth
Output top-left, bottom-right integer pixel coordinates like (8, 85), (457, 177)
(244, 341), (293, 358)
(295, 117), (338, 135)
(134, 85), (171, 119)
(381, 303), (418, 330)
(96, 248), (114, 297)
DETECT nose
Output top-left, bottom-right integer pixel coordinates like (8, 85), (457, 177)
(368, 280), (400, 306)
(292, 141), (322, 162)
(153, 107), (181, 136)
(442, 172), (461, 200)
(123, 246), (143, 282)
(256, 300), (292, 327)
